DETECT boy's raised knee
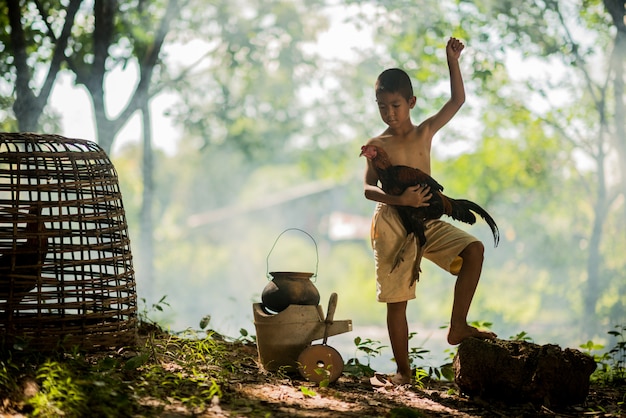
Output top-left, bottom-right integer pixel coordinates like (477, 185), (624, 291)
(461, 240), (484, 259)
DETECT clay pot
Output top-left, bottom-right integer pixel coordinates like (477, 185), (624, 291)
(261, 271), (320, 313)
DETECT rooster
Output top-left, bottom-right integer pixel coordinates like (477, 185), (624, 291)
(0, 205), (49, 317)
(361, 144), (499, 282)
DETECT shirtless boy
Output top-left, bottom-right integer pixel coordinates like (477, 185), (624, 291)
(362, 37), (497, 385)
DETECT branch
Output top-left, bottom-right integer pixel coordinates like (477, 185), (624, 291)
(603, 0), (626, 33)
(37, 0), (83, 106)
(113, 0), (185, 130)
(149, 44), (220, 97)
(533, 112), (595, 196)
(553, 2), (606, 110)
(92, 0), (117, 89)
(7, 0), (37, 122)
(33, 0), (56, 40)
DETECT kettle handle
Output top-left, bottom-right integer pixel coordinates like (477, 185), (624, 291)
(266, 228), (319, 281)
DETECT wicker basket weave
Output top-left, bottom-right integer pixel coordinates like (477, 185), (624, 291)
(0, 132), (137, 351)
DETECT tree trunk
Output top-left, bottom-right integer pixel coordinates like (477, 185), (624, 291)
(604, 0), (626, 216)
(88, 0), (118, 155)
(78, 0), (178, 155)
(584, 107), (609, 330)
(7, 0), (82, 132)
(139, 102), (155, 302)
(612, 32), (626, 216)
(585, 194), (606, 329)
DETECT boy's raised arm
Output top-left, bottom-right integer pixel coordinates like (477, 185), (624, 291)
(422, 37), (466, 135)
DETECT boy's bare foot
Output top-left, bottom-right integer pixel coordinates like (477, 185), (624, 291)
(390, 372), (411, 385)
(447, 324), (497, 345)
(370, 372), (411, 388)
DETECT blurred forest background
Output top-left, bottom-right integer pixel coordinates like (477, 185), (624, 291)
(1, 0), (625, 371)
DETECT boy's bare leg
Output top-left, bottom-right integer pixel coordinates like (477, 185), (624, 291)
(387, 301), (412, 384)
(447, 241), (498, 345)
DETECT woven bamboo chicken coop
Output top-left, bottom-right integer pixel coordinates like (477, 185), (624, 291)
(0, 133), (137, 350)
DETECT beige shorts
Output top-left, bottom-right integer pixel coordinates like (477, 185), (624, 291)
(371, 203), (478, 303)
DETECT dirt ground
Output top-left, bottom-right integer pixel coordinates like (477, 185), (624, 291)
(1, 331), (623, 417)
(167, 343), (625, 418)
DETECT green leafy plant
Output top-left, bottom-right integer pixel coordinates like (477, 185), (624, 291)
(199, 314), (212, 330)
(468, 320), (493, 330)
(343, 336), (387, 378)
(130, 330), (230, 411)
(138, 295), (171, 325)
(406, 328), (457, 382)
(510, 331), (534, 342)
(0, 355), (20, 396)
(606, 325), (626, 382)
(4, 315), (249, 416)
(433, 362), (455, 381)
(406, 331), (453, 383)
(28, 360), (87, 417)
(299, 386), (317, 397)
(580, 339), (605, 357)
(586, 325), (626, 384)
(413, 367), (429, 389)
(407, 332), (430, 368)
(298, 361), (335, 388)
(236, 328), (257, 344)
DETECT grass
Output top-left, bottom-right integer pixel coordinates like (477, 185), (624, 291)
(581, 325), (626, 385)
(0, 314), (624, 417)
(0, 322), (255, 417)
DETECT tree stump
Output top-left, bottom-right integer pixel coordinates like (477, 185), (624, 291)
(454, 338), (596, 406)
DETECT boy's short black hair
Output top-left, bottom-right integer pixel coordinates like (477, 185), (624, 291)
(375, 68), (414, 101)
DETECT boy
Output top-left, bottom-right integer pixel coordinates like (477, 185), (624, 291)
(363, 37), (497, 385)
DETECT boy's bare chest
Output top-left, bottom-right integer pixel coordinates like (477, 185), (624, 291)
(381, 137), (431, 173)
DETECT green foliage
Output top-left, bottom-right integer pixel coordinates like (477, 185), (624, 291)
(299, 385), (318, 397)
(0, 355), (20, 398)
(408, 345), (430, 367)
(343, 337), (386, 378)
(586, 325), (626, 384)
(1, 319), (625, 416)
(407, 332), (455, 382)
(345, 323), (626, 393)
(236, 328), (257, 345)
(3, 0), (623, 374)
(104, 0), (625, 357)
(199, 314), (212, 330)
(170, 0), (330, 161)
(606, 326), (626, 380)
(298, 360), (335, 388)
(509, 331), (534, 342)
(0, 313), (266, 416)
(29, 361), (88, 417)
(352, 336), (387, 363)
(10, 352), (138, 418)
(344, 0), (626, 344)
(438, 362), (456, 381)
(137, 295), (171, 326)
(129, 332), (230, 410)
(412, 368), (430, 390)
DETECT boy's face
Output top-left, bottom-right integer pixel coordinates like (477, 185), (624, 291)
(375, 91), (416, 129)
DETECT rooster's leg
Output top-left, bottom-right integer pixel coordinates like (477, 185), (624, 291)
(391, 233), (415, 272)
(410, 244), (425, 287)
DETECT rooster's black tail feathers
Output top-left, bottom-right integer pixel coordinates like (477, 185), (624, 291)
(449, 199), (500, 247)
